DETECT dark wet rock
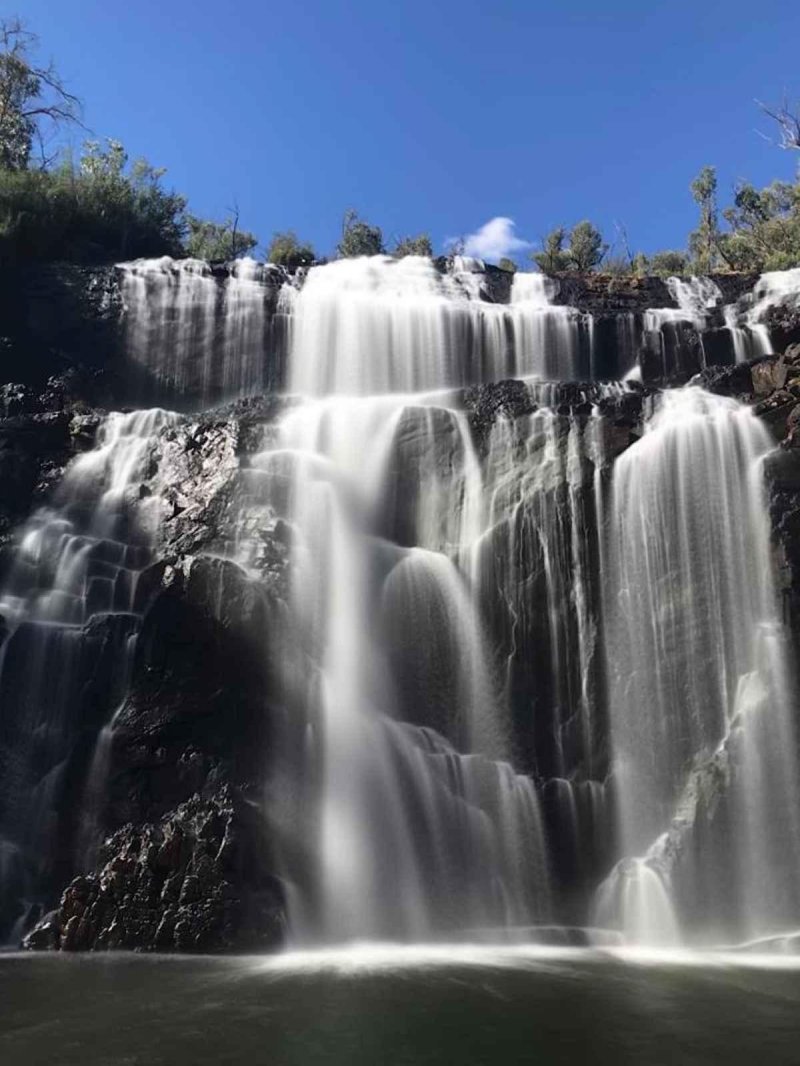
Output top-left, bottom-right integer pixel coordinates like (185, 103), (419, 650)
(108, 554), (282, 830)
(763, 301), (800, 352)
(556, 273), (674, 312)
(641, 321), (706, 384)
(749, 347), (800, 658)
(0, 410), (73, 564)
(699, 327), (738, 369)
(23, 788), (285, 953)
(551, 271), (759, 315)
(464, 379), (647, 454)
(0, 263), (123, 389)
(0, 610), (140, 937)
(696, 351), (800, 409)
(754, 389), (798, 440)
(480, 263), (514, 304)
(1, 383), (39, 417)
(22, 910), (61, 950)
(712, 272), (763, 305)
(463, 379), (536, 449)
(693, 360), (755, 397)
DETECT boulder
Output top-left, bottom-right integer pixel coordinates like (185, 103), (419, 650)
(23, 788), (285, 953)
(752, 357), (789, 397)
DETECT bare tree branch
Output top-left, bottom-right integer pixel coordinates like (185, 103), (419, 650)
(0, 17), (87, 168)
(757, 96), (800, 152)
(613, 221), (635, 267)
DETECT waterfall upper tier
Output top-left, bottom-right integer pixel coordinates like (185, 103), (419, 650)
(113, 256), (800, 408)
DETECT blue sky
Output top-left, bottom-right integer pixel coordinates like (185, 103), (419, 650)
(18, 0), (800, 261)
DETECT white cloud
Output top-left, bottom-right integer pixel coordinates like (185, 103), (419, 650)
(458, 217), (531, 262)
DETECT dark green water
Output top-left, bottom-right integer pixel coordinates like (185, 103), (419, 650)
(2, 945), (800, 1065)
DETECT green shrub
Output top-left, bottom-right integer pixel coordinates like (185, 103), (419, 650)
(393, 233), (433, 257)
(267, 229), (315, 269)
(337, 209), (383, 257)
(0, 139), (188, 264)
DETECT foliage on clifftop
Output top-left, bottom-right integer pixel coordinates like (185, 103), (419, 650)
(0, 20), (258, 266)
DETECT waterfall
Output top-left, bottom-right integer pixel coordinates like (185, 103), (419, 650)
(288, 255), (590, 395)
(598, 388), (800, 944)
(251, 391), (552, 942)
(120, 255), (608, 405)
(119, 257), (289, 406)
(119, 256), (800, 408)
(246, 255), (655, 942)
(665, 276), (723, 316)
(7, 256), (800, 953)
(738, 267), (800, 358)
(507, 273), (586, 380)
(715, 267), (800, 362)
(117, 257), (800, 408)
(0, 409), (177, 940)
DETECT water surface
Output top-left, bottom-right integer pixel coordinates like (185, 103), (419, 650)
(2, 945), (800, 1065)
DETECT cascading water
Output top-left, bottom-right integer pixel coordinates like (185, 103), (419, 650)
(119, 257), (290, 406)
(252, 386), (552, 942)
(598, 388), (800, 945)
(119, 254), (640, 406)
(5, 254), (800, 954)
(288, 255), (589, 396)
(0, 409), (177, 939)
(731, 266), (800, 360)
(270, 258), (800, 947)
(117, 255), (800, 408)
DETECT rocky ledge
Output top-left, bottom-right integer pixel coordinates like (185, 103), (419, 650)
(552, 271), (759, 315)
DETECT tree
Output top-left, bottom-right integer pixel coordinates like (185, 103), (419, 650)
(531, 222), (607, 274)
(392, 233), (432, 257)
(567, 220), (608, 271)
(497, 257), (517, 273)
(531, 226), (569, 274)
(186, 210), (258, 261)
(0, 18), (81, 170)
(688, 165), (721, 273)
(75, 139), (188, 259)
(267, 229), (315, 269)
(337, 209), (383, 257)
(720, 179), (800, 271)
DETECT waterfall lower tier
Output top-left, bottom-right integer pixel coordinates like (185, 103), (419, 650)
(600, 388), (800, 945)
(257, 394), (553, 941)
(0, 410), (177, 941)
